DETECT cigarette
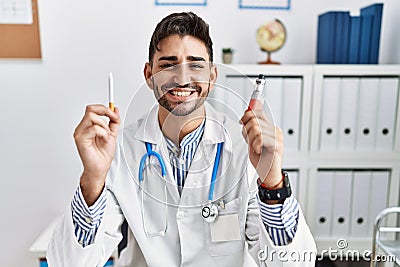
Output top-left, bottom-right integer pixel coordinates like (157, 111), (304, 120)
(108, 72), (115, 111)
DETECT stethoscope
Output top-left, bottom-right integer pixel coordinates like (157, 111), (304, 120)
(139, 142), (168, 237)
(201, 141), (223, 223)
(138, 141), (224, 233)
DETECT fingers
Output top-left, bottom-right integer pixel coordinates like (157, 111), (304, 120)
(240, 109), (269, 126)
(109, 107), (121, 136)
(84, 104), (120, 124)
(242, 117), (276, 154)
(240, 109), (282, 155)
(84, 113), (110, 132)
(85, 125), (111, 141)
(74, 104), (121, 142)
(74, 124), (112, 146)
(78, 104), (119, 129)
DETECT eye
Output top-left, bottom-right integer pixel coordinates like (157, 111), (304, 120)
(160, 63), (176, 69)
(189, 63), (205, 69)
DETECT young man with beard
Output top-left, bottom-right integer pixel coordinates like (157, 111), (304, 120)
(47, 12), (316, 267)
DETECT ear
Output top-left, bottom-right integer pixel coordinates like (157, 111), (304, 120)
(144, 63), (154, 90)
(208, 64), (218, 92)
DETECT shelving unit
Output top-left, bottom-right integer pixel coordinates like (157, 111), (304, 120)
(211, 64), (400, 256)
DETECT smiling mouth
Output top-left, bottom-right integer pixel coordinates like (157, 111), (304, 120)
(167, 89), (197, 97)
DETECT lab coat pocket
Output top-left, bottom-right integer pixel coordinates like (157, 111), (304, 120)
(103, 213), (125, 238)
(103, 196), (125, 238)
(204, 197), (245, 256)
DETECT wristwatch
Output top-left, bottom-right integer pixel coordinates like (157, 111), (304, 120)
(258, 171), (292, 202)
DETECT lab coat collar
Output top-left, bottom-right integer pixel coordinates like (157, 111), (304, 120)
(133, 105), (163, 145)
(133, 102), (227, 145)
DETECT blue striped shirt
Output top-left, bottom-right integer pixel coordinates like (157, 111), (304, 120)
(71, 185), (107, 247)
(257, 194), (299, 246)
(164, 119), (205, 195)
(71, 119), (299, 247)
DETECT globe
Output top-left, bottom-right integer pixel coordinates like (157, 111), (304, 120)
(256, 19), (286, 64)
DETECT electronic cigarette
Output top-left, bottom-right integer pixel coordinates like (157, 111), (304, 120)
(247, 74), (266, 111)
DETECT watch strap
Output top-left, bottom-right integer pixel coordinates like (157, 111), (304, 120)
(258, 171), (292, 202)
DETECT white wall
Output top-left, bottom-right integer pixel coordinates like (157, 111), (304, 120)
(0, 0), (398, 266)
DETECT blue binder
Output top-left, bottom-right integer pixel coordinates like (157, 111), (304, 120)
(317, 11), (337, 63)
(358, 15), (373, 64)
(348, 16), (361, 64)
(334, 12), (350, 63)
(360, 3), (383, 64)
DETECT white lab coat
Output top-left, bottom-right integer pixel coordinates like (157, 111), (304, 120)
(47, 103), (316, 267)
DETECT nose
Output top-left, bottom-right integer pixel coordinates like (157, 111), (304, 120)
(174, 63), (191, 85)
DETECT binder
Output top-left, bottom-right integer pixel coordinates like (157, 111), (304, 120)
(265, 77), (283, 127)
(319, 78), (341, 151)
(224, 76), (247, 118)
(360, 3), (384, 64)
(314, 171), (335, 237)
(375, 78), (399, 152)
(334, 12), (350, 64)
(331, 171), (352, 237)
(348, 16), (361, 64)
(358, 15), (373, 64)
(337, 78), (359, 151)
(286, 170), (298, 198)
(317, 12), (337, 64)
(211, 75), (229, 113)
(282, 78), (302, 151)
(355, 78), (379, 152)
(368, 170), (389, 233)
(350, 171), (372, 237)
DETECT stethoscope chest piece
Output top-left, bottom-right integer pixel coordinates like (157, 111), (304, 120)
(202, 202), (218, 223)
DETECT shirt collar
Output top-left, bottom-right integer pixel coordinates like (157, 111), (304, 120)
(132, 102), (227, 145)
(164, 119), (205, 152)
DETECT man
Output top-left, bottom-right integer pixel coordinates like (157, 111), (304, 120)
(47, 12), (316, 266)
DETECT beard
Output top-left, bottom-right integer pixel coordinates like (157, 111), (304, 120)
(154, 81), (210, 116)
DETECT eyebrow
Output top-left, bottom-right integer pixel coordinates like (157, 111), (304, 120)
(158, 56), (178, 61)
(187, 56), (206, 62)
(158, 56), (206, 62)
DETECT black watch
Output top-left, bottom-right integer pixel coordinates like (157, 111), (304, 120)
(258, 171), (292, 202)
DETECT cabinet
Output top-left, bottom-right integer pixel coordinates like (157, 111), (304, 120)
(211, 64), (400, 254)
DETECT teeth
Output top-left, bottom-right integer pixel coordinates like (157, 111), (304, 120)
(170, 91), (192, 97)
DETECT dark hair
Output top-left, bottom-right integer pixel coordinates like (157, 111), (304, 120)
(148, 12), (213, 64)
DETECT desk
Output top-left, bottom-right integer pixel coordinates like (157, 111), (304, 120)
(29, 217), (115, 266)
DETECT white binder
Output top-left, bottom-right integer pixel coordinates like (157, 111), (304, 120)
(319, 78), (341, 151)
(210, 75), (227, 113)
(350, 170), (372, 237)
(223, 76), (247, 119)
(282, 77), (302, 152)
(286, 170), (298, 199)
(265, 77), (283, 128)
(368, 170), (389, 234)
(355, 78), (380, 152)
(375, 78), (399, 152)
(314, 170), (335, 237)
(331, 171), (352, 237)
(337, 78), (360, 151)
